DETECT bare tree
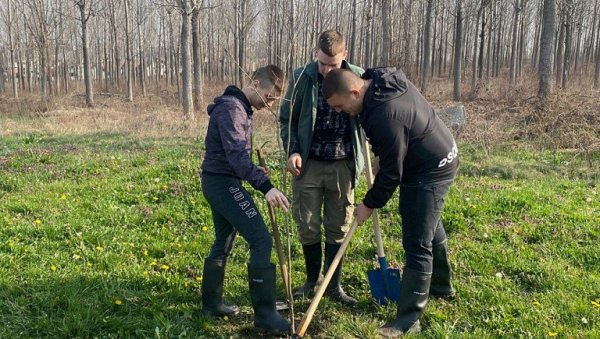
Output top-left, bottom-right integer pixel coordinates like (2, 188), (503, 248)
(538, 0), (556, 102)
(7, 0), (18, 98)
(124, 0), (133, 101)
(74, 0), (94, 106)
(453, 0), (463, 100)
(176, 0), (194, 120)
(421, 0), (434, 93)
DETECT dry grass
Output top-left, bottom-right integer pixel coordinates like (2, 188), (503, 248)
(1, 74), (598, 152)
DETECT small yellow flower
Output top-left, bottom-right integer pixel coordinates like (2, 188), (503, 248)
(72, 254), (81, 260)
(162, 185), (168, 190)
(152, 196), (159, 201)
(143, 270), (149, 276)
(86, 262), (92, 267)
(592, 300), (600, 308)
(196, 276), (202, 282)
(143, 250), (148, 256)
(533, 301), (541, 306)
(95, 246), (103, 251)
(60, 194), (67, 200)
(150, 261), (157, 266)
(548, 332), (558, 337)
(115, 299), (122, 305)
(50, 265), (57, 272)
(202, 226), (208, 232)
(161, 265), (170, 270)
(34, 219), (42, 225)
(223, 315), (229, 321)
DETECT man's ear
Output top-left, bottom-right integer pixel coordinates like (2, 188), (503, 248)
(350, 89), (360, 99)
(252, 79), (260, 88)
(343, 49), (348, 60)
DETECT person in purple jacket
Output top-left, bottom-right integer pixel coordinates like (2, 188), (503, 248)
(322, 68), (458, 337)
(199, 65), (290, 334)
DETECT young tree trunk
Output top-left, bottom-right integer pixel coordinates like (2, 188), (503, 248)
(555, 12), (565, 87)
(478, 7), (486, 80)
(137, 0), (147, 96)
(178, 0), (194, 119)
(8, 0), (18, 98)
(509, 0), (520, 86)
(561, 0), (572, 90)
(421, 0), (434, 93)
(538, 0), (556, 102)
(380, 0), (391, 65)
(453, 0), (463, 100)
(192, 5), (203, 111)
(349, 0), (357, 63)
(77, 0), (94, 106)
(125, 0), (134, 101)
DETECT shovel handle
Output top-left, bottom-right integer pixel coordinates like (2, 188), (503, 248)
(295, 219), (359, 337)
(256, 149), (292, 302)
(361, 132), (385, 258)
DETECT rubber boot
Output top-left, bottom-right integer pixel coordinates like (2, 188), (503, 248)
(377, 268), (431, 338)
(429, 242), (456, 300)
(248, 263), (291, 334)
(200, 258), (240, 317)
(323, 243), (357, 306)
(293, 242), (322, 299)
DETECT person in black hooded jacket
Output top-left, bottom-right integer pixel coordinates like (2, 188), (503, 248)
(322, 67), (458, 337)
(199, 65), (291, 334)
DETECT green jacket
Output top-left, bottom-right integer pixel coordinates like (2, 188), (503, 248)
(279, 60), (365, 187)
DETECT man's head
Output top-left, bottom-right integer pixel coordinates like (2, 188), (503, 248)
(322, 68), (367, 116)
(316, 30), (347, 77)
(247, 65), (284, 109)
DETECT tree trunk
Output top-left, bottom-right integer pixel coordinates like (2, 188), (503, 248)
(125, 0), (134, 101)
(192, 5), (203, 111)
(561, 0), (572, 90)
(380, 0), (391, 65)
(421, 0), (434, 93)
(478, 7), (486, 80)
(8, 0), (18, 98)
(509, 0), (520, 86)
(555, 12), (565, 87)
(137, 0), (147, 96)
(453, 0), (463, 101)
(78, 0), (94, 106)
(538, 0), (556, 102)
(179, 0), (194, 119)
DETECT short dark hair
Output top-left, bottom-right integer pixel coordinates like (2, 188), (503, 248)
(322, 68), (359, 99)
(252, 65), (284, 95)
(318, 30), (345, 57)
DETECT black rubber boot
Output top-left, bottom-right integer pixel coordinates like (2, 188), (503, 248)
(378, 268), (431, 337)
(200, 258), (240, 317)
(248, 263), (291, 334)
(323, 243), (357, 306)
(293, 242), (322, 299)
(429, 242), (456, 300)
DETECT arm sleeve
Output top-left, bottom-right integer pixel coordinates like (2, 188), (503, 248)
(217, 104), (273, 194)
(279, 72), (302, 156)
(362, 117), (408, 209)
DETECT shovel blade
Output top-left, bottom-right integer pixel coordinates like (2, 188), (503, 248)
(367, 267), (401, 305)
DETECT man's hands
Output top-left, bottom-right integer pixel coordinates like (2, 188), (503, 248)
(286, 153), (302, 176)
(265, 188), (290, 212)
(354, 203), (373, 226)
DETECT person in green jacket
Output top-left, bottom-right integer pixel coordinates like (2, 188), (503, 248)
(279, 30), (364, 306)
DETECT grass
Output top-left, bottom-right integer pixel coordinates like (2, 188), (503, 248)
(0, 130), (598, 338)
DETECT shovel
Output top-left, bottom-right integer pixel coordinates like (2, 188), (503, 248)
(362, 135), (401, 305)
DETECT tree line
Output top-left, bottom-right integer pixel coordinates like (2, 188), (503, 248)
(0, 0), (598, 117)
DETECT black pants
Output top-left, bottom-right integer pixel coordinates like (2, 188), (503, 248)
(201, 173), (273, 269)
(399, 179), (453, 274)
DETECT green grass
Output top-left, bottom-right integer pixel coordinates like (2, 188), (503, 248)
(0, 133), (598, 338)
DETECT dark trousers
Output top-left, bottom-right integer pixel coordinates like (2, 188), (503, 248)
(201, 173), (273, 269)
(399, 179), (453, 274)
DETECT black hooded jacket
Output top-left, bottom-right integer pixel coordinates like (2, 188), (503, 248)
(360, 68), (458, 209)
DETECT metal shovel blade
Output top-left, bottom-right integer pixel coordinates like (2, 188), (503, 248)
(367, 257), (401, 305)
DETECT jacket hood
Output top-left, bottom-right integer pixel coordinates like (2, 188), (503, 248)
(207, 85), (253, 116)
(362, 67), (408, 109)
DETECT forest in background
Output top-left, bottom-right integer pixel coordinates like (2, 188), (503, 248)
(0, 0), (599, 118)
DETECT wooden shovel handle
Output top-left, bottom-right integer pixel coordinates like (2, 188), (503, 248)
(295, 219), (359, 337)
(361, 132), (385, 258)
(256, 149), (292, 302)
